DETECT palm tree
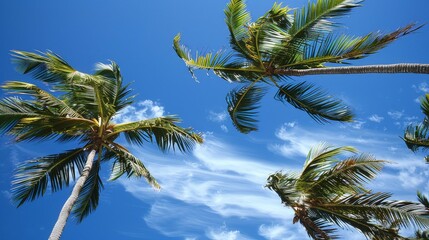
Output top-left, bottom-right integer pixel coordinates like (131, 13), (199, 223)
(174, 0), (429, 133)
(413, 192), (429, 239)
(403, 94), (429, 162)
(1, 51), (203, 240)
(266, 144), (429, 240)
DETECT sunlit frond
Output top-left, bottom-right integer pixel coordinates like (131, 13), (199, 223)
(307, 154), (385, 197)
(224, 0), (252, 59)
(226, 83), (266, 133)
(288, 0), (361, 43)
(274, 81), (354, 123)
(288, 24), (420, 68)
(12, 148), (87, 206)
(111, 115), (203, 153)
(2, 81), (82, 118)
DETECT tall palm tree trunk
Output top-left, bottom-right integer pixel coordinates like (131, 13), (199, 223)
(276, 63), (429, 76)
(48, 149), (97, 240)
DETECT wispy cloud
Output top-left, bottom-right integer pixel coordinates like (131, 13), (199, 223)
(413, 82), (429, 93)
(206, 225), (251, 240)
(258, 224), (300, 240)
(208, 111), (227, 122)
(387, 110), (404, 120)
(119, 136), (295, 238)
(113, 100), (164, 123)
(368, 114), (384, 123)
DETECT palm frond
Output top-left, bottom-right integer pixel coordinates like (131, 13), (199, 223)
(289, 0), (361, 42)
(298, 213), (339, 239)
(226, 83), (266, 133)
(110, 116), (203, 153)
(307, 154), (385, 197)
(224, 0), (252, 59)
(324, 192), (429, 230)
(274, 81), (354, 123)
(107, 143), (160, 189)
(291, 24), (420, 68)
(403, 124), (429, 154)
(0, 97), (42, 133)
(2, 81), (82, 118)
(12, 148), (87, 206)
(95, 61), (134, 114)
(72, 160), (103, 222)
(10, 116), (96, 142)
(417, 191), (429, 209)
(11, 50), (99, 87)
(299, 144), (357, 185)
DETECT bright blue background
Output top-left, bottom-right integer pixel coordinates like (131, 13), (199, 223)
(1, 1), (429, 239)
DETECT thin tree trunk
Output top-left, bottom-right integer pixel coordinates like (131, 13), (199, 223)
(48, 149), (97, 240)
(275, 63), (429, 76)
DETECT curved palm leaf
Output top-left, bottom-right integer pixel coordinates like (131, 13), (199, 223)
(274, 81), (354, 123)
(110, 116), (203, 152)
(2, 81), (82, 118)
(72, 160), (103, 223)
(12, 148), (87, 206)
(226, 83), (266, 133)
(224, 0), (252, 60)
(288, 0), (361, 43)
(107, 143), (160, 189)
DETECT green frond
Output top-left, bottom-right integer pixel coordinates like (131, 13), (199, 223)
(403, 124), (429, 154)
(417, 191), (429, 209)
(307, 154), (385, 197)
(10, 116), (96, 142)
(226, 83), (266, 133)
(224, 0), (252, 59)
(107, 143), (160, 189)
(274, 81), (354, 123)
(299, 144), (357, 184)
(111, 116), (203, 153)
(94, 61), (134, 114)
(11, 50), (99, 87)
(421, 94), (429, 121)
(326, 192), (429, 230)
(72, 160), (103, 222)
(2, 81), (82, 118)
(289, 0), (361, 42)
(12, 148), (87, 206)
(62, 83), (98, 119)
(290, 24), (420, 68)
(0, 97), (42, 133)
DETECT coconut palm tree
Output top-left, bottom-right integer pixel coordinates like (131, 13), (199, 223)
(403, 94), (429, 162)
(1, 51), (203, 240)
(266, 144), (429, 240)
(174, 0), (429, 133)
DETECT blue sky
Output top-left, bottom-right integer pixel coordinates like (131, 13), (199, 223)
(1, 0), (429, 239)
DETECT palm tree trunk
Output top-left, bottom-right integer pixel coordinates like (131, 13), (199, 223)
(48, 149), (97, 240)
(276, 63), (429, 76)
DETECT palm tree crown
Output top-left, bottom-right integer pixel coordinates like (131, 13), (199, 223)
(266, 144), (429, 240)
(403, 94), (429, 162)
(1, 51), (203, 239)
(174, 0), (429, 133)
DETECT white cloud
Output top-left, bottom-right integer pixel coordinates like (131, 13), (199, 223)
(119, 136), (295, 238)
(206, 226), (249, 240)
(220, 124), (228, 133)
(413, 82), (429, 93)
(258, 224), (291, 240)
(209, 111), (227, 122)
(114, 100), (164, 123)
(368, 114), (384, 123)
(387, 110), (404, 120)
